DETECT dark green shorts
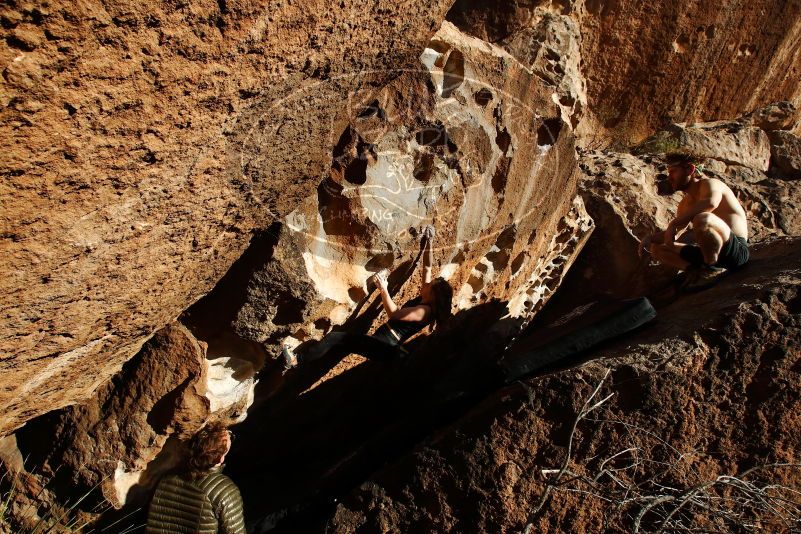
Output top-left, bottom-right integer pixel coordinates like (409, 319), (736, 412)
(679, 234), (749, 269)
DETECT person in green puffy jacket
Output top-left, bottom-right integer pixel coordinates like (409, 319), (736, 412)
(146, 422), (246, 534)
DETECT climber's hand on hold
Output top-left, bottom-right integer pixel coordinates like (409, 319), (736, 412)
(371, 270), (389, 291)
(422, 224), (436, 241)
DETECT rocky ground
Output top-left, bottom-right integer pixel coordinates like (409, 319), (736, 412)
(1, 0), (801, 532)
(328, 236), (801, 533)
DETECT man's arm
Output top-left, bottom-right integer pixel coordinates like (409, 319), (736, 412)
(638, 229), (666, 257)
(373, 271), (398, 315)
(665, 180), (723, 242)
(421, 225), (435, 285)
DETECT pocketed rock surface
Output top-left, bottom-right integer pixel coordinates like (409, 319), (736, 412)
(0, 0), (454, 434)
(1, 0), (801, 532)
(448, 0), (801, 143)
(232, 21), (592, 352)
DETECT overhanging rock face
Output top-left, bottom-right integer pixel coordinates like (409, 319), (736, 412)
(233, 21), (593, 350)
(447, 0), (801, 144)
(0, 0), (454, 434)
(13, 322), (256, 509)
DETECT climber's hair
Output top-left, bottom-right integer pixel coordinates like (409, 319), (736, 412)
(665, 152), (703, 170)
(429, 277), (453, 328)
(185, 422), (230, 479)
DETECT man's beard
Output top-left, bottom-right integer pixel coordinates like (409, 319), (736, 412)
(672, 179), (691, 193)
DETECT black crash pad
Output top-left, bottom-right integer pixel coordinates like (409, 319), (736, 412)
(500, 297), (656, 382)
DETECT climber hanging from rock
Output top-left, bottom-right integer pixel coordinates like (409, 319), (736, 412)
(281, 224), (453, 369)
(638, 153), (750, 291)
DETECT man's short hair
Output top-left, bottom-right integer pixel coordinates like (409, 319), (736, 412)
(664, 152), (703, 168)
(186, 422), (229, 478)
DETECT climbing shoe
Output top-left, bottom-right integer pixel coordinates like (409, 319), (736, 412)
(281, 345), (297, 370)
(680, 264), (726, 293)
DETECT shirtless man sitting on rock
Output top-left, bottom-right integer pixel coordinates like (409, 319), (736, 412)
(638, 153), (750, 291)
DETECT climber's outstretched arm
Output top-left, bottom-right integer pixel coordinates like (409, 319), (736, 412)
(421, 225), (435, 285)
(372, 271), (398, 315)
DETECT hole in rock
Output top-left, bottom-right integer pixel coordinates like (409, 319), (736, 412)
(486, 248), (510, 272)
(492, 157), (511, 194)
(555, 229), (573, 245)
(332, 125), (357, 161)
(495, 225), (517, 250)
(559, 94), (575, 108)
(672, 35), (689, 53)
(314, 317), (331, 332)
(413, 152), (435, 182)
(272, 296), (307, 326)
(357, 99), (386, 120)
(348, 286), (368, 303)
(365, 252), (395, 271)
(495, 128), (511, 155)
(510, 252), (526, 276)
(332, 125), (375, 186)
(467, 272), (485, 294)
(474, 88), (493, 106)
(6, 35), (34, 51)
(441, 50), (465, 98)
(344, 157), (368, 185)
(428, 38), (450, 56)
(537, 118), (563, 147)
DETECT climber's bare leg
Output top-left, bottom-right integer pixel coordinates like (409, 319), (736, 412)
(691, 212), (731, 265)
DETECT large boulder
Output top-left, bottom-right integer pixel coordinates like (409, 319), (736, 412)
(563, 148), (801, 305)
(740, 101), (799, 132)
(768, 130), (801, 179)
(0, 0), (454, 434)
(232, 21), (593, 351)
(13, 322), (255, 509)
(637, 121), (771, 171)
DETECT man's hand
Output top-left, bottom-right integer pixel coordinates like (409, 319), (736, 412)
(371, 270), (388, 291)
(422, 224), (436, 241)
(638, 230), (665, 258)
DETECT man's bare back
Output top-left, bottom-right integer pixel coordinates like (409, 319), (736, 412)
(675, 176), (748, 240)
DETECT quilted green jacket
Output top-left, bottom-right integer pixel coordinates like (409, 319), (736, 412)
(146, 466), (246, 534)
